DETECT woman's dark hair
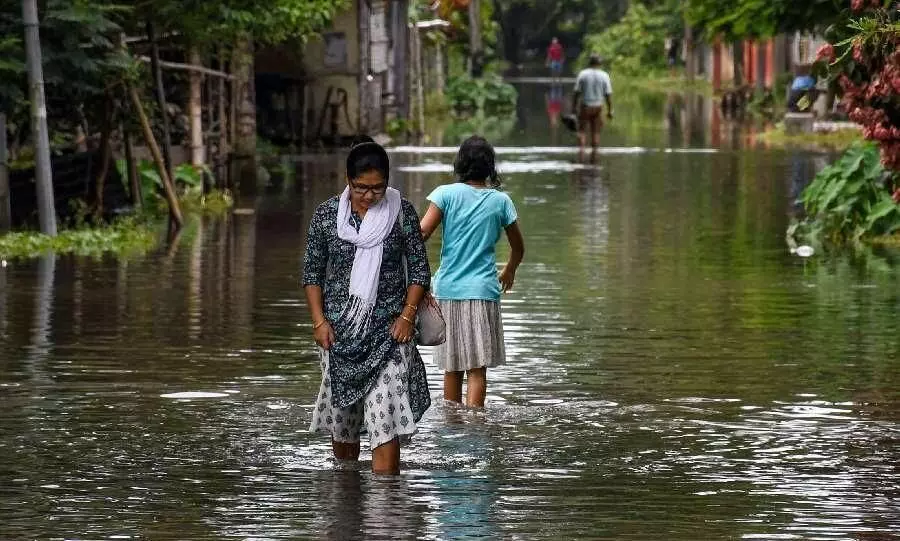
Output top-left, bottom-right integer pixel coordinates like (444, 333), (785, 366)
(454, 135), (501, 187)
(347, 135), (390, 182)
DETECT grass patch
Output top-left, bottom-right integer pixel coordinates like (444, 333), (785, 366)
(757, 124), (863, 151)
(0, 189), (235, 260)
(616, 72), (714, 95)
(179, 190), (235, 216)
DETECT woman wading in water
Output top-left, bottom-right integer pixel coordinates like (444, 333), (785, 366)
(303, 137), (432, 474)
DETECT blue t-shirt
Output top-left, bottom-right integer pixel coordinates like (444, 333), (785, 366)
(427, 183), (518, 301)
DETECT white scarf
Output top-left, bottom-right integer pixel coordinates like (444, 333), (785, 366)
(336, 185), (402, 336)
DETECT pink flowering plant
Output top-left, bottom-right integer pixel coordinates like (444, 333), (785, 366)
(790, 0), (900, 246)
(815, 1), (900, 182)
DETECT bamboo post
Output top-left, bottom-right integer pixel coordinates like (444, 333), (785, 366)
(0, 112), (10, 231)
(23, 0), (57, 236)
(128, 84), (183, 229)
(147, 21), (174, 178)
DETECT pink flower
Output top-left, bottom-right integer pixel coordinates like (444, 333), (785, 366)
(851, 0), (865, 11)
(816, 43), (836, 63)
(853, 43), (865, 63)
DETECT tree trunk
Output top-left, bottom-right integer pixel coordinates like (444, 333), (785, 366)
(92, 98), (114, 219)
(188, 46), (205, 166)
(147, 21), (173, 178)
(123, 126), (141, 209)
(684, 24), (696, 83)
(232, 35), (256, 158)
(218, 50), (228, 189)
(733, 40), (745, 87)
(756, 40), (767, 92)
(128, 84), (183, 229)
(468, 0), (483, 76)
(0, 112), (10, 232)
(23, 0), (57, 236)
(435, 41), (445, 94)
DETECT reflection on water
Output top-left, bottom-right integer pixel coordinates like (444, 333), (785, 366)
(2, 87), (899, 539)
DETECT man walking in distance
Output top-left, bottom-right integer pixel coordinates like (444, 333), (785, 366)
(572, 54), (613, 152)
(545, 37), (565, 82)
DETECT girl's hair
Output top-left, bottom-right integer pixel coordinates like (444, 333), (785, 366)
(347, 135), (390, 182)
(453, 135), (501, 187)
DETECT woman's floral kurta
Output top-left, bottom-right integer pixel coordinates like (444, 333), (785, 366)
(303, 196), (432, 422)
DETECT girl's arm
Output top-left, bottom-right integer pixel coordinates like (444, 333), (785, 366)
(498, 221), (524, 292)
(392, 201), (431, 343)
(419, 203), (443, 241)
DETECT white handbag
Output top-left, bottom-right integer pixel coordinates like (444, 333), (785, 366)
(398, 213), (446, 346)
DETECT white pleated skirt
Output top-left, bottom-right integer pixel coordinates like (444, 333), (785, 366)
(431, 299), (506, 372)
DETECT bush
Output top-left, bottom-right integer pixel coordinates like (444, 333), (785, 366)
(445, 75), (517, 116)
(579, 2), (672, 76)
(789, 141), (900, 245)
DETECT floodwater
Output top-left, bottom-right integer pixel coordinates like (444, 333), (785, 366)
(2, 83), (900, 540)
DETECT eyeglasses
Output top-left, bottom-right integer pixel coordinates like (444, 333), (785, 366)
(349, 180), (387, 196)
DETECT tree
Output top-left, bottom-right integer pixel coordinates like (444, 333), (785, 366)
(685, 0), (845, 40)
(578, 2), (680, 76)
(0, 0), (348, 230)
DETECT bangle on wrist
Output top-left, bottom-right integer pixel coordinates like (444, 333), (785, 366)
(399, 314), (415, 324)
(405, 303), (418, 312)
(313, 319), (327, 330)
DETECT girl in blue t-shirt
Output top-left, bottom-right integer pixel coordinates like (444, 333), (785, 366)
(420, 136), (525, 407)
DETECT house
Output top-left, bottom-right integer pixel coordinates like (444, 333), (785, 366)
(698, 32), (831, 115)
(255, 0), (411, 146)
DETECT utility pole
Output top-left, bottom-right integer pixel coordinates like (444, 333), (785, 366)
(23, 0), (57, 236)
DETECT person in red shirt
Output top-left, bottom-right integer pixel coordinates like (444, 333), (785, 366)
(546, 37), (564, 80)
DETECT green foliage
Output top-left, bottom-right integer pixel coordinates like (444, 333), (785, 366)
(686, 0), (845, 39)
(0, 216), (157, 259)
(580, 2), (672, 76)
(445, 75), (517, 116)
(439, 114), (517, 144)
(789, 141), (900, 246)
(385, 117), (409, 138)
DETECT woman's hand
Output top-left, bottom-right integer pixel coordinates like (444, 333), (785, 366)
(499, 266), (517, 292)
(314, 321), (336, 350)
(390, 315), (416, 344)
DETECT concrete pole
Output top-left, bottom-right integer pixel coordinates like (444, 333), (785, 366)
(23, 0), (57, 236)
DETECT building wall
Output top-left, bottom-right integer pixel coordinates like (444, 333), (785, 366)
(302, 1), (362, 138)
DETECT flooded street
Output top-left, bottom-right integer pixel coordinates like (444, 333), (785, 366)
(2, 84), (900, 540)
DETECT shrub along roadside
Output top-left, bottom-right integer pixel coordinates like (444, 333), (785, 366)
(0, 160), (233, 260)
(789, 141), (900, 247)
(444, 75), (518, 116)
